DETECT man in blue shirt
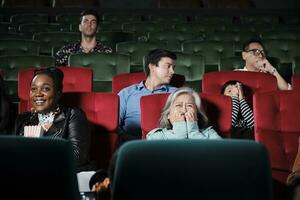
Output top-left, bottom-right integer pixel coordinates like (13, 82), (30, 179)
(118, 49), (177, 141)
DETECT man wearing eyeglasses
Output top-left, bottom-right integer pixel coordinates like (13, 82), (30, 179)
(239, 38), (290, 90)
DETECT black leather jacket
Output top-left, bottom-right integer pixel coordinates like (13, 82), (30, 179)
(14, 106), (90, 170)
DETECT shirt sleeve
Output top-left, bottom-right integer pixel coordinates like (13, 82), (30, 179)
(118, 89), (127, 128)
(188, 124), (222, 139)
(231, 96), (240, 127)
(147, 122), (188, 140)
(239, 98), (254, 128)
(55, 46), (69, 66)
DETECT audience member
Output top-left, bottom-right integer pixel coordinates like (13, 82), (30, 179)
(147, 87), (221, 140)
(55, 9), (112, 66)
(221, 80), (254, 129)
(0, 75), (10, 134)
(14, 67), (90, 171)
(239, 38), (290, 90)
(118, 49), (177, 141)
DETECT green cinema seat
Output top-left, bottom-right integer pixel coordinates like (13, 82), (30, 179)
(293, 56), (300, 74)
(96, 31), (135, 51)
(33, 32), (79, 55)
(116, 41), (165, 72)
(18, 23), (64, 34)
(0, 39), (40, 56)
(0, 55), (54, 101)
(68, 52), (130, 92)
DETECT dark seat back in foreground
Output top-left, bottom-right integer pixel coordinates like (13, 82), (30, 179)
(0, 136), (80, 200)
(112, 139), (273, 200)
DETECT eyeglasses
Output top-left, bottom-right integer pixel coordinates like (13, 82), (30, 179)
(245, 49), (266, 58)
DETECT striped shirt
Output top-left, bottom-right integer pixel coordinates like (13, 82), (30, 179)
(231, 96), (254, 128)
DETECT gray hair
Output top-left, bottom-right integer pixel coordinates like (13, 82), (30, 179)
(159, 87), (208, 129)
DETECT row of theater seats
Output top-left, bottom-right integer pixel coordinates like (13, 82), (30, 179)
(0, 67), (296, 199)
(1, 49), (300, 100)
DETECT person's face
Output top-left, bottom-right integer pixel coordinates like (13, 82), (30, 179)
(30, 74), (56, 113)
(168, 93), (197, 124)
(223, 84), (238, 97)
(79, 14), (98, 37)
(242, 42), (266, 71)
(150, 57), (175, 85)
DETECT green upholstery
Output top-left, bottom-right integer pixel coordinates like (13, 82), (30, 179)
(0, 55), (54, 100)
(10, 14), (48, 26)
(68, 53), (130, 92)
(0, 22), (11, 33)
(240, 15), (279, 25)
(33, 32), (79, 55)
(112, 140), (273, 200)
(0, 39), (40, 56)
(148, 31), (196, 52)
(55, 14), (79, 25)
(149, 15), (188, 23)
(116, 41), (165, 72)
(263, 39), (300, 64)
(122, 22), (167, 38)
(194, 15), (233, 24)
(182, 40), (235, 72)
(18, 23), (64, 34)
(0, 136), (80, 200)
(174, 23), (214, 33)
(100, 21), (125, 31)
(0, 33), (26, 39)
(175, 53), (205, 91)
(261, 31), (300, 40)
(293, 56), (300, 74)
(102, 14), (142, 22)
(220, 56), (245, 71)
(96, 31), (135, 51)
(282, 16), (300, 25)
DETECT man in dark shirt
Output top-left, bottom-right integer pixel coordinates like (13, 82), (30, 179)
(55, 10), (112, 66)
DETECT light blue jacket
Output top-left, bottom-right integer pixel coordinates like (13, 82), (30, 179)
(146, 121), (221, 140)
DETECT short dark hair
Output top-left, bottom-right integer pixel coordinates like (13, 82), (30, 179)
(89, 169), (108, 190)
(143, 49), (177, 77)
(80, 9), (100, 26)
(242, 37), (265, 52)
(221, 80), (241, 94)
(32, 67), (64, 101)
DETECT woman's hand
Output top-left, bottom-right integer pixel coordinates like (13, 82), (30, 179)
(185, 110), (198, 122)
(237, 82), (244, 100)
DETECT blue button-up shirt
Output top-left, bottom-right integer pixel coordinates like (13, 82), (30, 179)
(118, 81), (177, 136)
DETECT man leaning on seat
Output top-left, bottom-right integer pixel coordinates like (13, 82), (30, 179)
(118, 49), (177, 143)
(55, 9), (112, 66)
(238, 38), (291, 90)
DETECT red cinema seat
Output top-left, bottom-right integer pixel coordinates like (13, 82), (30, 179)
(18, 66), (93, 113)
(112, 72), (186, 94)
(61, 92), (119, 169)
(140, 93), (232, 139)
(202, 71), (278, 104)
(254, 91), (300, 199)
(292, 74), (300, 90)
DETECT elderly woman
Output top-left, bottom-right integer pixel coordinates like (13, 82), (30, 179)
(146, 87), (221, 140)
(14, 67), (90, 170)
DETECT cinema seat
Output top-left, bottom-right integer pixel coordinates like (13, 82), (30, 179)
(18, 66), (92, 113)
(292, 74), (300, 90)
(116, 41), (165, 72)
(293, 56), (300, 74)
(60, 92), (119, 169)
(0, 39), (40, 56)
(140, 92), (232, 138)
(112, 139), (272, 200)
(0, 136), (79, 200)
(112, 72), (185, 94)
(68, 53), (130, 92)
(202, 71), (278, 104)
(254, 90), (300, 199)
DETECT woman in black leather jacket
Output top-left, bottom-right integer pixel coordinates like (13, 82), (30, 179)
(14, 67), (90, 171)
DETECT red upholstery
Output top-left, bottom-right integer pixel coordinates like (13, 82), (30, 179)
(202, 71), (278, 103)
(18, 66), (93, 113)
(292, 74), (300, 90)
(112, 72), (186, 94)
(140, 93), (232, 139)
(254, 91), (300, 184)
(61, 92), (119, 169)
